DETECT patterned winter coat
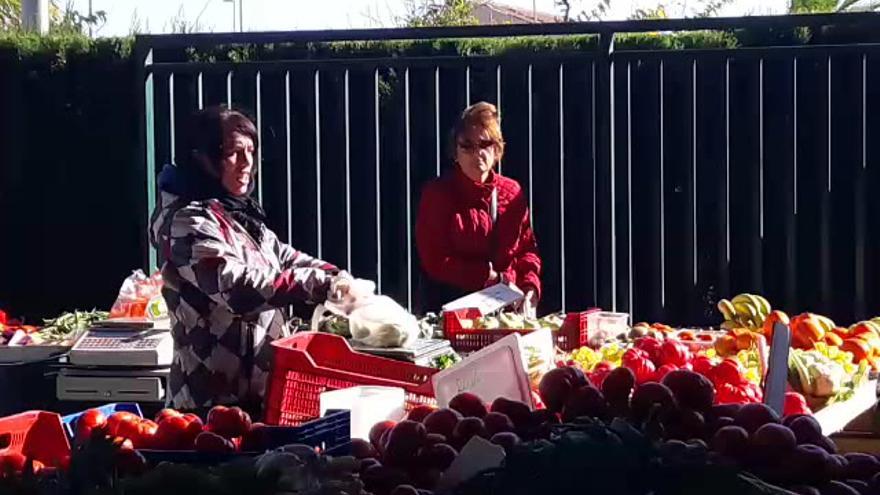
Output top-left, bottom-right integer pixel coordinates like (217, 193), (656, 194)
(150, 183), (338, 412)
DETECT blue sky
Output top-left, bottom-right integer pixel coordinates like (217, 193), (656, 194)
(69, 0), (786, 37)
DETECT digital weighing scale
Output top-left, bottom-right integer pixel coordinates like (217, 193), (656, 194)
(57, 318), (174, 403)
(68, 319), (174, 367)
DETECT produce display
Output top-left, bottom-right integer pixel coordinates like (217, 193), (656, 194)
(567, 337), (770, 408)
(789, 345), (869, 407)
(0, 309), (108, 347)
(566, 296), (872, 416)
(4, 434), (367, 495)
(455, 312), (565, 331)
(717, 293), (880, 369)
(354, 368), (875, 495)
(4, 289), (880, 495)
(716, 293), (774, 329)
(70, 406), (264, 456)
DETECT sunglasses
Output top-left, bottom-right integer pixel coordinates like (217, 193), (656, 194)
(457, 139), (496, 152)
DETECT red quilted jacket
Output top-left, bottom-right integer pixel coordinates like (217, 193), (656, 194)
(416, 166), (542, 309)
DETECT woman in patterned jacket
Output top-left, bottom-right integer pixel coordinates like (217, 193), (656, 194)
(150, 106), (347, 416)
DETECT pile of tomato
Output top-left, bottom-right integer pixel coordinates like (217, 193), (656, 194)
(74, 405), (264, 453)
(0, 405), (273, 479)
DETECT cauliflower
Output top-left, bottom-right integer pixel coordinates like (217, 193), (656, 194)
(808, 361), (843, 397)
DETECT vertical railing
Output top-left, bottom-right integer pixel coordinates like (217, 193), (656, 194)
(138, 16), (880, 323)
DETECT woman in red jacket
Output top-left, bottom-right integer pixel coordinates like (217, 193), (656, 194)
(416, 101), (542, 315)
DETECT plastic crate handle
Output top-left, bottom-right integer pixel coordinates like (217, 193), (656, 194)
(0, 431), (25, 454)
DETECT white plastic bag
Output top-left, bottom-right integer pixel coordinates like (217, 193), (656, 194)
(347, 295), (420, 348)
(310, 275), (419, 348)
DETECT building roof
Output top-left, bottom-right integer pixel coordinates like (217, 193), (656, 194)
(473, 1), (560, 24)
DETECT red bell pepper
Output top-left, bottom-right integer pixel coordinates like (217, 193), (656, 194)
(712, 358), (747, 387)
(747, 383), (763, 402)
(589, 362), (614, 388)
(715, 382), (753, 405)
(660, 340), (692, 367)
(623, 348), (657, 384)
(691, 355), (714, 377)
(634, 337), (662, 364)
(783, 392), (811, 417)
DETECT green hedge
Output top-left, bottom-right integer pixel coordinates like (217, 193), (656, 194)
(0, 22), (874, 321)
(0, 25), (838, 66)
(0, 31), (132, 62)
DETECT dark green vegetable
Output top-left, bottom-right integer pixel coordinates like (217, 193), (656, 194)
(431, 353), (461, 370)
(40, 310), (109, 342)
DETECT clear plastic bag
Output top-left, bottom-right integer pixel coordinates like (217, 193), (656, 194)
(109, 270), (167, 320)
(311, 274), (419, 348)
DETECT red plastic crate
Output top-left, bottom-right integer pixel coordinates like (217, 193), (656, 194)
(0, 411), (71, 468)
(264, 332), (438, 427)
(443, 308), (600, 352)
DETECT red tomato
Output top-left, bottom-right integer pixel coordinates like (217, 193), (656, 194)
(133, 419), (158, 449)
(74, 409), (107, 444)
(207, 406), (251, 439)
(155, 408), (183, 424)
(153, 415), (190, 450)
(106, 412), (140, 437)
(182, 414), (204, 447)
(182, 413), (203, 427)
(115, 418), (143, 443)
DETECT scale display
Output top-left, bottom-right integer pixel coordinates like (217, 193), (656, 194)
(69, 327), (173, 367)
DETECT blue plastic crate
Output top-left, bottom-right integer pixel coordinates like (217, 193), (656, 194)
(138, 409), (351, 465)
(61, 402), (143, 439)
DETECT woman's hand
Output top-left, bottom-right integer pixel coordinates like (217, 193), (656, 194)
(522, 289), (537, 318)
(487, 262), (500, 285)
(329, 271), (353, 301)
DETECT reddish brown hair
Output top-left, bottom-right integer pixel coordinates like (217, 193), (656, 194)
(448, 101), (505, 163)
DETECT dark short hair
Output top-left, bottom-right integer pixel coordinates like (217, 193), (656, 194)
(177, 105), (259, 173)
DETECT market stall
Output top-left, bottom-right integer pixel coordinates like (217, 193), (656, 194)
(2, 280), (880, 495)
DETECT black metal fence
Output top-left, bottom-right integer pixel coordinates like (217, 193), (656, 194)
(136, 13), (880, 326)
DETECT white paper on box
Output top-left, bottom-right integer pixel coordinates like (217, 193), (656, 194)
(432, 333), (533, 409)
(814, 379), (878, 436)
(319, 386), (405, 440)
(441, 282), (524, 314)
(436, 435), (506, 493)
